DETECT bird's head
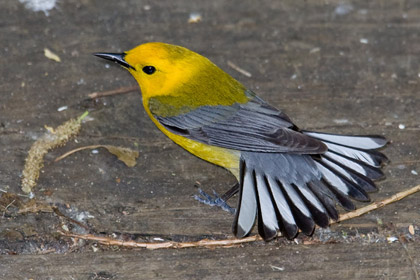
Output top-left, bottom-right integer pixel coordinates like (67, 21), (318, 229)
(95, 42), (211, 98)
(94, 42), (248, 110)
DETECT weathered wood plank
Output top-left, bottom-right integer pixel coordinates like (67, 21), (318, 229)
(0, 0), (419, 278)
(1, 242), (419, 280)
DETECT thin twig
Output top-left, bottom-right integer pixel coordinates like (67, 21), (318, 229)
(58, 184), (420, 249)
(55, 145), (139, 167)
(54, 145), (103, 162)
(53, 207), (90, 231)
(2, 199), (16, 217)
(58, 230), (261, 249)
(88, 86), (138, 99)
(227, 61), (252, 77)
(336, 184), (420, 223)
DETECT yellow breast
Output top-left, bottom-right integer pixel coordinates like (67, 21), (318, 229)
(143, 101), (241, 179)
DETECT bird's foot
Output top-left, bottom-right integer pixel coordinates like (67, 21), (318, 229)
(194, 188), (236, 214)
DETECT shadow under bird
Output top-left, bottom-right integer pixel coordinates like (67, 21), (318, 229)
(94, 42), (388, 241)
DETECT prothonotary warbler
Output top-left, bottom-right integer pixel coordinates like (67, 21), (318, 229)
(95, 42), (388, 240)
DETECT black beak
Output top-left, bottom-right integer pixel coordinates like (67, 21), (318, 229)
(93, 52), (135, 70)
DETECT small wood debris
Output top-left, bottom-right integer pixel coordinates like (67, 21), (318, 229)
(44, 48), (61, 62)
(408, 224), (415, 235)
(227, 61), (252, 77)
(188, 12), (202, 23)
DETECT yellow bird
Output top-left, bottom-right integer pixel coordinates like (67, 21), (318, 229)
(95, 42), (388, 240)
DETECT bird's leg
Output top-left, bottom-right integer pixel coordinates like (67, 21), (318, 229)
(194, 182), (239, 214)
(220, 182), (240, 201)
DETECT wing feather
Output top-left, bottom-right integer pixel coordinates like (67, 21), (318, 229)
(153, 95), (327, 154)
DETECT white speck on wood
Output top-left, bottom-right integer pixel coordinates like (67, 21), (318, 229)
(19, 0), (57, 16)
(57, 106), (68, 112)
(360, 38), (369, 44)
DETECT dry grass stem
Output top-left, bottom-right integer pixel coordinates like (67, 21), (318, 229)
(227, 61), (252, 77)
(58, 231), (261, 249)
(336, 184), (420, 223)
(58, 184), (420, 249)
(88, 86), (138, 99)
(55, 145), (139, 167)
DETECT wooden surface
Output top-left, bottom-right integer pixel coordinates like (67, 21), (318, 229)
(1, 0), (419, 279)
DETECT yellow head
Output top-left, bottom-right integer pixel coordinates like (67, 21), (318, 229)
(95, 42), (249, 114)
(124, 43), (212, 98)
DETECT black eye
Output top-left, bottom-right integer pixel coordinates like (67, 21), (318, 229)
(142, 66), (156, 75)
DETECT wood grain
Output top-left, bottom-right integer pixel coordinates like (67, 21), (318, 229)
(0, 0), (419, 279)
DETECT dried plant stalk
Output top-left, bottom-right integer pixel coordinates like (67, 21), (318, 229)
(21, 112), (88, 193)
(58, 184), (420, 250)
(88, 86), (138, 99)
(55, 145), (139, 167)
(58, 231), (260, 249)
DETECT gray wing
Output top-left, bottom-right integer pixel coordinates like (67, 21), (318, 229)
(153, 96), (327, 154)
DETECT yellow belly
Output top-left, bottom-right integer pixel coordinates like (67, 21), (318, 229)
(144, 105), (241, 179)
(167, 132), (241, 172)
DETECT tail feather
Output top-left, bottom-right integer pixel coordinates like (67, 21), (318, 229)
(315, 161), (370, 202)
(233, 160), (257, 238)
(324, 142), (387, 167)
(281, 182), (315, 235)
(325, 151), (385, 180)
(322, 155), (377, 192)
(266, 176), (299, 239)
(255, 173), (279, 240)
(307, 180), (339, 220)
(293, 183), (330, 228)
(281, 182), (312, 218)
(320, 178), (356, 211)
(302, 130), (387, 150)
